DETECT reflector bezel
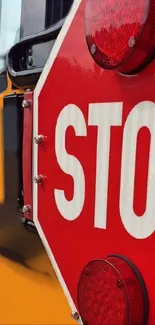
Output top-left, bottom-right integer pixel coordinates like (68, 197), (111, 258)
(85, 0), (155, 74)
(109, 255), (149, 325)
(77, 254), (149, 325)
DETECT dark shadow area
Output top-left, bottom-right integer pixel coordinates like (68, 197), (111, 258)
(0, 247), (27, 266)
(0, 246), (52, 278)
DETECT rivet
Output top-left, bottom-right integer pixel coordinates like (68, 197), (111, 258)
(117, 279), (123, 288)
(34, 174), (44, 184)
(28, 48), (33, 56)
(34, 135), (44, 145)
(71, 311), (80, 320)
(22, 99), (30, 109)
(90, 44), (96, 55)
(27, 56), (33, 67)
(22, 205), (31, 214)
(84, 268), (89, 276)
(128, 36), (135, 48)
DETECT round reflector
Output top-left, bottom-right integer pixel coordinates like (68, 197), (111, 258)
(85, 0), (155, 74)
(77, 255), (149, 325)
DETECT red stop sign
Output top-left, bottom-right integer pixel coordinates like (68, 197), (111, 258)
(33, 0), (155, 322)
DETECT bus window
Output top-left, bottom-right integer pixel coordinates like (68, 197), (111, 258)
(20, 0), (74, 38)
(0, 0), (22, 73)
(20, 0), (47, 38)
(45, 0), (74, 28)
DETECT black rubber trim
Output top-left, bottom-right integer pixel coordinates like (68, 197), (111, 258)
(109, 254), (149, 325)
(118, 49), (155, 76)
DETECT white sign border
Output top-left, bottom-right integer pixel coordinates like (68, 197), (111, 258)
(33, 0), (82, 323)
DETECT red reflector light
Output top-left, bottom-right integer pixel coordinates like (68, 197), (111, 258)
(85, 0), (155, 74)
(77, 255), (149, 325)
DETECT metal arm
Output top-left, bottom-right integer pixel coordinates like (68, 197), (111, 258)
(6, 18), (65, 89)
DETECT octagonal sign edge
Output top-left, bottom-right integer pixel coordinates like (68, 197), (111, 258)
(33, 0), (82, 321)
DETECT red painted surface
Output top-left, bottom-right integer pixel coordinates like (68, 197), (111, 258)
(23, 91), (33, 221)
(37, 2), (155, 323)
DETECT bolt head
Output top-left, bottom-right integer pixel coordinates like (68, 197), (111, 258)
(34, 135), (44, 145)
(84, 268), (90, 276)
(34, 175), (43, 184)
(128, 36), (135, 48)
(28, 48), (33, 56)
(71, 311), (80, 320)
(22, 205), (31, 213)
(90, 44), (96, 55)
(27, 56), (33, 67)
(117, 279), (123, 288)
(22, 99), (30, 109)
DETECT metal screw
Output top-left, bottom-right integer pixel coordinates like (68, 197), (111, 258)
(19, 56), (25, 70)
(34, 135), (44, 145)
(28, 48), (33, 56)
(27, 56), (33, 67)
(22, 99), (30, 109)
(128, 36), (135, 48)
(71, 311), (80, 320)
(90, 44), (96, 55)
(117, 279), (123, 288)
(84, 268), (89, 276)
(22, 205), (31, 214)
(34, 174), (44, 184)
